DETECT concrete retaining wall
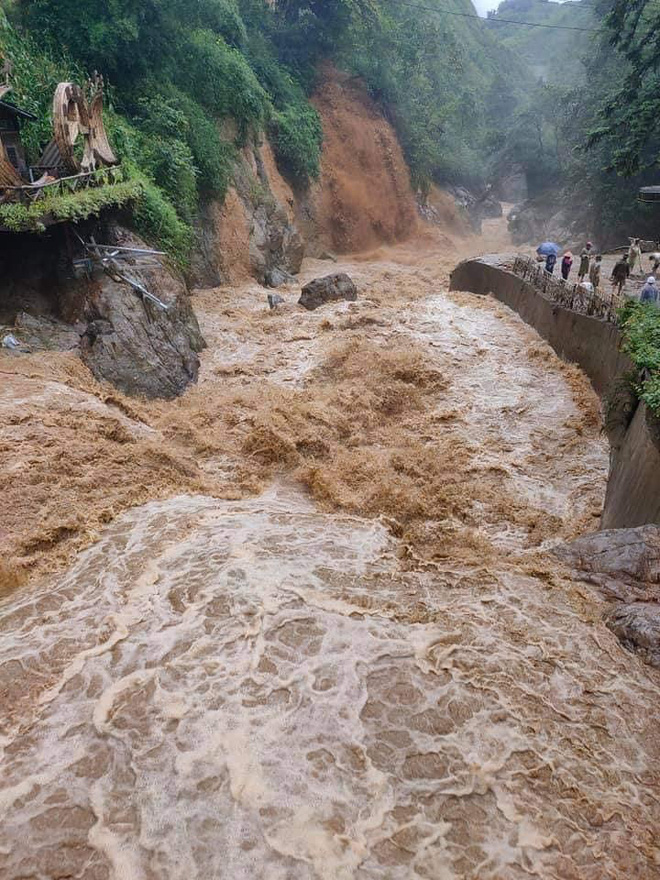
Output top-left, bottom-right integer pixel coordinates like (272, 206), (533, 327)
(450, 256), (660, 530)
(602, 405), (660, 529)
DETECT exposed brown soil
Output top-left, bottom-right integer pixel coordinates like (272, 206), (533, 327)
(298, 65), (418, 254)
(206, 186), (252, 285)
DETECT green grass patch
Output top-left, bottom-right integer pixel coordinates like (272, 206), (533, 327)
(0, 178), (144, 233)
(0, 169), (192, 267)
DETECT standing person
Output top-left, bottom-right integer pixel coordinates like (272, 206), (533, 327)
(640, 276), (659, 305)
(545, 252), (557, 275)
(561, 251), (573, 281)
(578, 243), (593, 283)
(611, 253), (630, 297)
(628, 238), (642, 276)
(589, 254), (603, 292)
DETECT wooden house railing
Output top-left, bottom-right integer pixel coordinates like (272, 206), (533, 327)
(0, 164), (126, 205)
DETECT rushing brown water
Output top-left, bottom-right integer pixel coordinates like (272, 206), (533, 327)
(2, 228), (660, 878)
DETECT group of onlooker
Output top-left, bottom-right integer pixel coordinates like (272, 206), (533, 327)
(542, 237), (660, 305)
(549, 242), (603, 291)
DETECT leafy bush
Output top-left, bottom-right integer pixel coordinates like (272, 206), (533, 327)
(132, 173), (194, 268)
(270, 104), (322, 183)
(618, 300), (660, 414)
(181, 29), (268, 140)
(163, 88), (236, 198)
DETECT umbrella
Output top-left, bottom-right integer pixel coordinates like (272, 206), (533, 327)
(537, 242), (561, 257)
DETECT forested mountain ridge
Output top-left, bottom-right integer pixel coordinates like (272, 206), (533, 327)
(503, 0), (660, 248)
(0, 0), (529, 262)
(488, 0), (595, 85)
(0, 0), (657, 259)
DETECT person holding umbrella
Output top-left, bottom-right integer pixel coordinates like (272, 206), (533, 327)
(536, 242), (561, 276)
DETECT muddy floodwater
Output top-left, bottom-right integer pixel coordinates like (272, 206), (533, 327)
(2, 236), (660, 878)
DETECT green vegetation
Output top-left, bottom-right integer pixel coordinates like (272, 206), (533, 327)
(0, 177), (143, 232)
(1, 0), (654, 273)
(0, 0), (533, 258)
(588, 0), (660, 178)
(0, 0), (324, 259)
(345, 0), (530, 189)
(484, 0), (660, 250)
(488, 0), (595, 87)
(618, 300), (660, 415)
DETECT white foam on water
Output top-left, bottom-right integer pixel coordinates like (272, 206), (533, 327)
(1, 483), (659, 879)
(2, 281), (660, 879)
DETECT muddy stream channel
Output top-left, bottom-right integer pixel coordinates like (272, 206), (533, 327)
(1, 230), (660, 878)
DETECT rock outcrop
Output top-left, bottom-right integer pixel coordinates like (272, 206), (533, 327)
(249, 201), (304, 285)
(193, 140), (304, 288)
(13, 311), (81, 352)
(445, 185), (502, 233)
(557, 526), (660, 667)
(507, 199), (588, 251)
(605, 603), (660, 669)
(299, 273), (358, 311)
(0, 224), (204, 399)
(70, 227), (205, 399)
(556, 526), (660, 603)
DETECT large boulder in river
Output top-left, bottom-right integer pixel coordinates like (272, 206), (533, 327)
(70, 227), (205, 399)
(605, 603), (660, 668)
(299, 273), (358, 311)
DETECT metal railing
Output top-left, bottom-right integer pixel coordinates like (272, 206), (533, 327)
(511, 256), (621, 324)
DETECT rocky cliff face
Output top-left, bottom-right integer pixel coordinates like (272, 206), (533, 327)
(72, 227), (205, 399)
(558, 526), (660, 668)
(193, 67), (419, 288)
(193, 139), (304, 288)
(1, 224), (205, 400)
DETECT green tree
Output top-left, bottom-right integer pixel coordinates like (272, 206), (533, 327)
(588, 0), (660, 175)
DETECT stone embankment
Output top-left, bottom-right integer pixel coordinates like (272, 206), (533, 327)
(450, 254), (660, 531)
(451, 255), (660, 666)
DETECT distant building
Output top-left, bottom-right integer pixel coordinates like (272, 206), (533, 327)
(639, 187), (660, 204)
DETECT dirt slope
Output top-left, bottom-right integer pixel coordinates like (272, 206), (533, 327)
(194, 65), (420, 287)
(298, 66), (418, 255)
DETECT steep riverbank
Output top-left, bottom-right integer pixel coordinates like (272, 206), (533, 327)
(449, 255), (660, 531)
